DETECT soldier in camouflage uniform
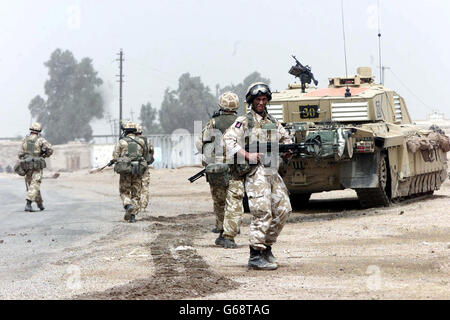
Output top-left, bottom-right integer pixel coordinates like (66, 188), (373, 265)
(135, 124), (155, 214)
(196, 92), (244, 247)
(18, 122), (54, 212)
(221, 176), (245, 249)
(112, 121), (148, 223)
(223, 82), (293, 270)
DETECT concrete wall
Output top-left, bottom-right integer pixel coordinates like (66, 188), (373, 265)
(0, 140), (21, 170)
(47, 141), (91, 171)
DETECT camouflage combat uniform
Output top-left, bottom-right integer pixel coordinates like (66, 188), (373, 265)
(223, 109), (293, 250)
(196, 110), (240, 233)
(222, 177), (244, 240)
(19, 134), (53, 206)
(113, 133), (147, 215)
(136, 135), (154, 213)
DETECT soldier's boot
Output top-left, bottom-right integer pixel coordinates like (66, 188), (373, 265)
(37, 202), (45, 211)
(248, 246), (277, 270)
(223, 238), (237, 249)
(129, 214), (136, 223)
(215, 231), (225, 246)
(124, 204), (133, 221)
(211, 227), (220, 233)
(263, 245), (276, 263)
(24, 200), (33, 212)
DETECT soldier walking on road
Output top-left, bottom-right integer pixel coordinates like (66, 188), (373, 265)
(196, 92), (244, 247)
(135, 124), (155, 214)
(112, 121), (148, 223)
(223, 82), (293, 270)
(18, 122), (54, 212)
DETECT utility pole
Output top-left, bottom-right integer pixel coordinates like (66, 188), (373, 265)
(116, 49), (124, 137)
(105, 112), (114, 136)
(130, 108), (135, 122)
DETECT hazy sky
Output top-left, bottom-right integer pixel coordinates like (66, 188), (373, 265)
(1, 0), (449, 137)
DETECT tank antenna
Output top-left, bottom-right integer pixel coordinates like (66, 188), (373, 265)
(341, 0), (351, 97)
(377, 0), (383, 85)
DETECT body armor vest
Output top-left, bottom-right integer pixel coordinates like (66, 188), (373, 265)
(213, 113), (238, 135)
(123, 136), (144, 160)
(246, 111), (279, 170)
(26, 136), (38, 156)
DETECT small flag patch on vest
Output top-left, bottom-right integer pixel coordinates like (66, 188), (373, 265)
(235, 122), (242, 128)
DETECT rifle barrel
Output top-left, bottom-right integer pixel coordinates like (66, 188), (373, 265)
(188, 168), (206, 183)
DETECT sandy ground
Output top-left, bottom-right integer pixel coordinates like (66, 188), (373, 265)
(0, 166), (449, 300)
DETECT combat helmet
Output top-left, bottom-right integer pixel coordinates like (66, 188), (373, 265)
(245, 82), (272, 104)
(218, 91), (239, 112)
(122, 121), (137, 133)
(29, 122), (42, 133)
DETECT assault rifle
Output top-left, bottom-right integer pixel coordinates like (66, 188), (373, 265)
(91, 159), (116, 174)
(188, 138), (323, 182)
(40, 147), (50, 157)
(289, 55), (319, 93)
(244, 140), (321, 156)
(188, 168), (206, 183)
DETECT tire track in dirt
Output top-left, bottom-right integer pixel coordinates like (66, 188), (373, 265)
(78, 214), (239, 299)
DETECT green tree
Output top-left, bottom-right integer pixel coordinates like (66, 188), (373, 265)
(28, 49), (104, 144)
(139, 102), (163, 134)
(218, 71), (271, 115)
(159, 73), (216, 133)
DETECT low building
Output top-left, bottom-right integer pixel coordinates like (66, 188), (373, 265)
(47, 141), (91, 171)
(414, 112), (450, 134)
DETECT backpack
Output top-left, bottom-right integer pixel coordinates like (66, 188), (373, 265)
(114, 136), (147, 175)
(16, 136), (46, 174)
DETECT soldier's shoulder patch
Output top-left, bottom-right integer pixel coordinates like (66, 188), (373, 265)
(235, 122), (243, 128)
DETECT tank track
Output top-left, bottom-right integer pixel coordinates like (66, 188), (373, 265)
(356, 170), (446, 208)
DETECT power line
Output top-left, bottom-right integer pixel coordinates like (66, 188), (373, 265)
(388, 68), (435, 112)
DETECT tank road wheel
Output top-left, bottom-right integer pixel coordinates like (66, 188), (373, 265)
(289, 193), (311, 210)
(356, 152), (391, 208)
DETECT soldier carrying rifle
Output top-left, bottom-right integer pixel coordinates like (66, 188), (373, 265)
(16, 122), (54, 212)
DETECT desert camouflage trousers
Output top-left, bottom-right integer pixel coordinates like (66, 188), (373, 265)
(223, 178), (244, 239)
(139, 168), (150, 212)
(25, 169), (43, 204)
(119, 173), (143, 215)
(209, 184), (228, 231)
(245, 165), (292, 250)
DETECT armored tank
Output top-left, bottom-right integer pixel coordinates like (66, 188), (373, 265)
(267, 66), (449, 208)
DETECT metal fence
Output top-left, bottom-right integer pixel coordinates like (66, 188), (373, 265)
(150, 133), (202, 169)
(91, 133), (202, 169)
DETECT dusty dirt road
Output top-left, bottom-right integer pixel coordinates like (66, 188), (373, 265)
(0, 167), (449, 300)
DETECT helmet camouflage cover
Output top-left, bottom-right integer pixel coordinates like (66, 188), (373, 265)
(29, 122), (42, 132)
(135, 124), (143, 134)
(245, 82), (272, 104)
(218, 91), (239, 111)
(122, 121), (136, 130)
